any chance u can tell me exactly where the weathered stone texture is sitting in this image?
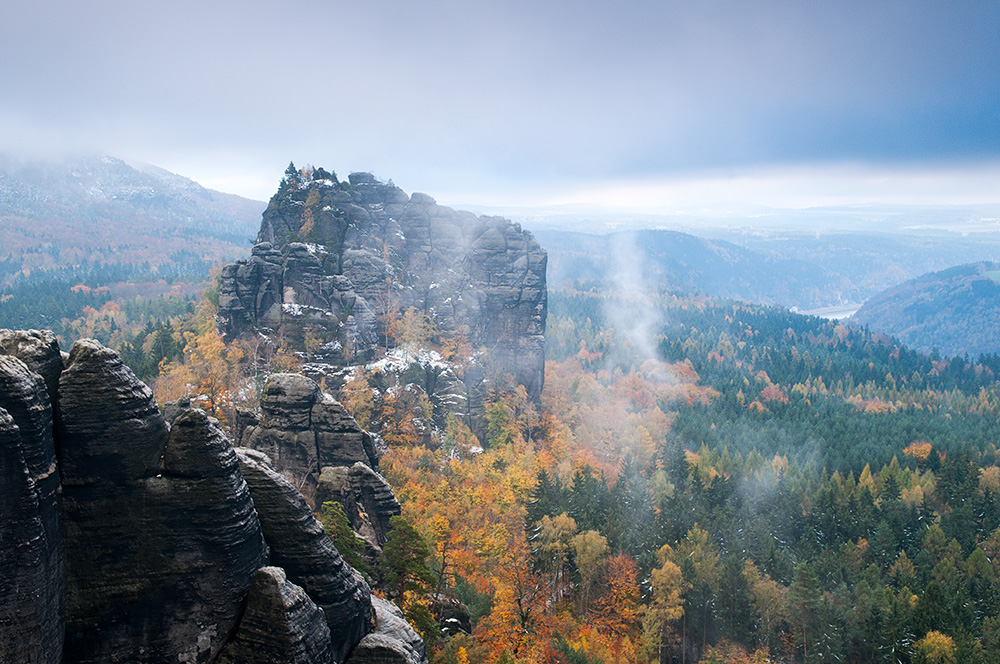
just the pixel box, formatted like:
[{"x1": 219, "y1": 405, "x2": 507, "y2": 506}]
[
  {"x1": 0, "y1": 355, "x2": 64, "y2": 662},
  {"x1": 0, "y1": 407, "x2": 63, "y2": 664},
  {"x1": 59, "y1": 340, "x2": 268, "y2": 664},
  {"x1": 216, "y1": 567, "x2": 334, "y2": 664},
  {"x1": 241, "y1": 373, "x2": 378, "y2": 484},
  {"x1": 316, "y1": 462, "x2": 401, "y2": 551},
  {"x1": 0, "y1": 328, "x2": 63, "y2": 405},
  {"x1": 237, "y1": 448, "x2": 372, "y2": 663},
  {"x1": 218, "y1": 171, "x2": 546, "y2": 400},
  {"x1": 345, "y1": 598, "x2": 428, "y2": 664},
  {"x1": 0, "y1": 333, "x2": 430, "y2": 664}
]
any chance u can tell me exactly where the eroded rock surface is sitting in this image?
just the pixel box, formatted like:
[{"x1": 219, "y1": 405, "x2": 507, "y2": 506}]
[
  {"x1": 241, "y1": 373, "x2": 378, "y2": 485},
  {"x1": 0, "y1": 355, "x2": 64, "y2": 662},
  {"x1": 216, "y1": 567, "x2": 334, "y2": 664},
  {"x1": 0, "y1": 329, "x2": 62, "y2": 405},
  {"x1": 345, "y1": 597, "x2": 428, "y2": 664},
  {"x1": 316, "y1": 462, "x2": 401, "y2": 551},
  {"x1": 0, "y1": 407, "x2": 62, "y2": 664},
  {"x1": 59, "y1": 340, "x2": 268, "y2": 664},
  {"x1": 0, "y1": 333, "x2": 429, "y2": 664},
  {"x1": 218, "y1": 169, "x2": 546, "y2": 401},
  {"x1": 236, "y1": 448, "x2": 372, "y2": 663}
]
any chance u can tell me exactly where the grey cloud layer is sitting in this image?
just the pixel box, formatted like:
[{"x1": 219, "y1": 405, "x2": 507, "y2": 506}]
[{"x1": 2, "y1": 0, "x2": 998, "y2": 199}]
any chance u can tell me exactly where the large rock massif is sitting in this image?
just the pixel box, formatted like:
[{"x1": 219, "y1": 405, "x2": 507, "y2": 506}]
[
  {"x1": 218, "y1": 167, "x2": 547, "y2": 404},
  {"x1": 0, "y1": 331, "x2": 426, "y2": 664}
]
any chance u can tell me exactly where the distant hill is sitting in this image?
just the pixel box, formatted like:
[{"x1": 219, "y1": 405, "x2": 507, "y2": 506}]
[
  {"x1": 0, "y1": 154, "x2": 265, "y2": 341},
  {"x1": 850, "y1": 262, "x2": 1000, "y2": 358},
  {"x1": 534, "y1": 228, "x2": 859, "y2": 309},
  {"x1": 715, "y1": 229, "x2": 1000, "y2": 305},
  {"x1": 535, "y1": 228, "x2": 1000, "y2": 311},
  {"x1": 0, "y1": 153, "x2": 263, "y2": 285}
]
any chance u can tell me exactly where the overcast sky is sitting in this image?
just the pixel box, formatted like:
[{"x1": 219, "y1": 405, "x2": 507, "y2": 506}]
[{"x1": 2, "y1": 0, "x2": 999, "y2": 211}]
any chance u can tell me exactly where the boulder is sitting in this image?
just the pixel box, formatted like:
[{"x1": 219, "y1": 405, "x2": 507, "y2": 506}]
[
  {"x1": 345, "y1": 597, "x2": 428, "y2": 664},
  {"x1": 316, "y1": 462, "x2": 401, "y2": 550},
  {"x1": 432, "y1": 594, "x2": 473, "y2": 637},
  {"x1": 241, "y1": 373, "x2": 378, "y2": 487}
]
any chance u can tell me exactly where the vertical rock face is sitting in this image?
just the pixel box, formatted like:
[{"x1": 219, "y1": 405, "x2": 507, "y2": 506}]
[
  {"x1": 241, "y1": 373, "x2": 379, "y2": 485},
  {"x1": 236, "y1": 448, "x2": 373, "y2": 663},
  {"x1": 0, "y1": 407, "x2": 62, "y2": 664},
  {"x1": 0, "y1": 332, "x2": 430, "y2": 664},
  {"x1": 216, "y1": 567, "x2": 334, "y2": 664},
  {"x1": 217, "y1": 169, "x2": 547, "y2": 401},
  {"x1": 345, "y1": 597, "x2": 427, "y2": 664},
  {"x1": 240, "y1": 372, "x2": 402, "y2": 555},
  {"x1": 0, "y1": 355, "x2": 64, "y2": 663},
  {"x1": 316, "y1": 462, "x2": 401, "y2": 551},
  {"x1": 59, "y1": 340, "x2": 269, "y2": 664},
  {"x1": 0, "y1": 329, "x2": 63, "y2": 405},
  {"x1": 57, "y1": 339, "x2": 166, "y2": 484}
]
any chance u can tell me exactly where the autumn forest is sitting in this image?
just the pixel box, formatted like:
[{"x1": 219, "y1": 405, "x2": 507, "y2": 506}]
[{"x1": 7, "y1": 253, "x2": 1000, "y2": 664}]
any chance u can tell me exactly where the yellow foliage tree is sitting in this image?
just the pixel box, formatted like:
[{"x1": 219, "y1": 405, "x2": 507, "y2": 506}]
[
  {"x1": 570, "y1": 529, "x2": 608, "y2": 611},
  {"x1": 642, "y1": 548, "x2": 687, "y2": 663},
  {"x1": 913, "y1": 630, "x2": 956, "y2": 664}
]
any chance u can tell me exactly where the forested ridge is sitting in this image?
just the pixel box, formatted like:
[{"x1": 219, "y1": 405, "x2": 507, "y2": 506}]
[{"x1": 851, "y1": 261, "x2": 1000, "y2": 359}]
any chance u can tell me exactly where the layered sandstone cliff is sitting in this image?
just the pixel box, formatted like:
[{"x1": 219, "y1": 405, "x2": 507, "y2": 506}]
[{"x1": 217, "y1": 168, "x2": 547, "y2": 401}]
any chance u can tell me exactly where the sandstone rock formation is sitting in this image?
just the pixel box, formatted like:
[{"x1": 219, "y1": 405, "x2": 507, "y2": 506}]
[
  {"x1": 346, "y1": 597, "x2": 427, "y2": 664},
  {"x1": 0, "y1": 333, "x2": 427, "y2": 664},
  {"x1": 238, "y1": 372, "x2": 402, "y2": 554},
  {"x1": 236, "y1": 448, "x2": 372, "y2": 662},
  {"x1": 216, "y1": 567, "x2": 334, "y2": 664},
  {"x1": 218, "y1": 167, "x2": 547, "y2": 402},
  {"x1": 240, "y1": 373, "x2": 379, "y2": 485},
  {"x1": 58, "y1": 341, "x2": 269, "y2": 663},
  {"x1": 0, "y1": 355, "x2": 63, "y2": 664},
  {"x1": 0, "y1": 329, "x2": 63, "y2": 405},
  {"x1": 0, "y1": 406, "x2": 62, "y2": 664},
  {"x1": 316, "y1": 462, "x2": 401, "y2": 552}
]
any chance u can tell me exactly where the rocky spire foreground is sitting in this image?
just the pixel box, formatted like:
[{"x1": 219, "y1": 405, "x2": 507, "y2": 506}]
[{"x1": 0, "y1": 332, "x2": 427, "y2": 664}]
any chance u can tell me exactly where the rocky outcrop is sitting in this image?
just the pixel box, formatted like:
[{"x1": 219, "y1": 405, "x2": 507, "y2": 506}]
[
  {"x1": 241, "y1": 373, "x2": 378, "y2": 486},
  {"x1": 346, "y1": 598, "x2": 427, "y2": 664},
  {"x1": 236, "y1": 448, "x2": 372, "y2": 663},
  {"x1": 0, "y1": 333, "x2": 429, "y2": 664},
  {"x1": 0, "y1": 329, "x2": 63, "y2": 405},
  {"x1": 218, "y1": 168, "x2": 546, "y2": 401},
  {"x1": 58, "y1": 340, "x2": 269, "y2": 663},
  {"x1": 0, "y1": 407, "x2": 62, "y2": 664},
  {"x1": 216, "y1": 567, "x2": 334, "y2": 664},
  {"x1": 240, "y1": 372, "x2": 402, "y2": 553},
  {"x1": 0, "y1": 355, "x2": 64, "y2": 663},
  {"x1": 316, "y1": 463, "x2": 401, "y2": 551},
  {"x1": 432, "y1": 595, "x2": 472, "y2": 638}
]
